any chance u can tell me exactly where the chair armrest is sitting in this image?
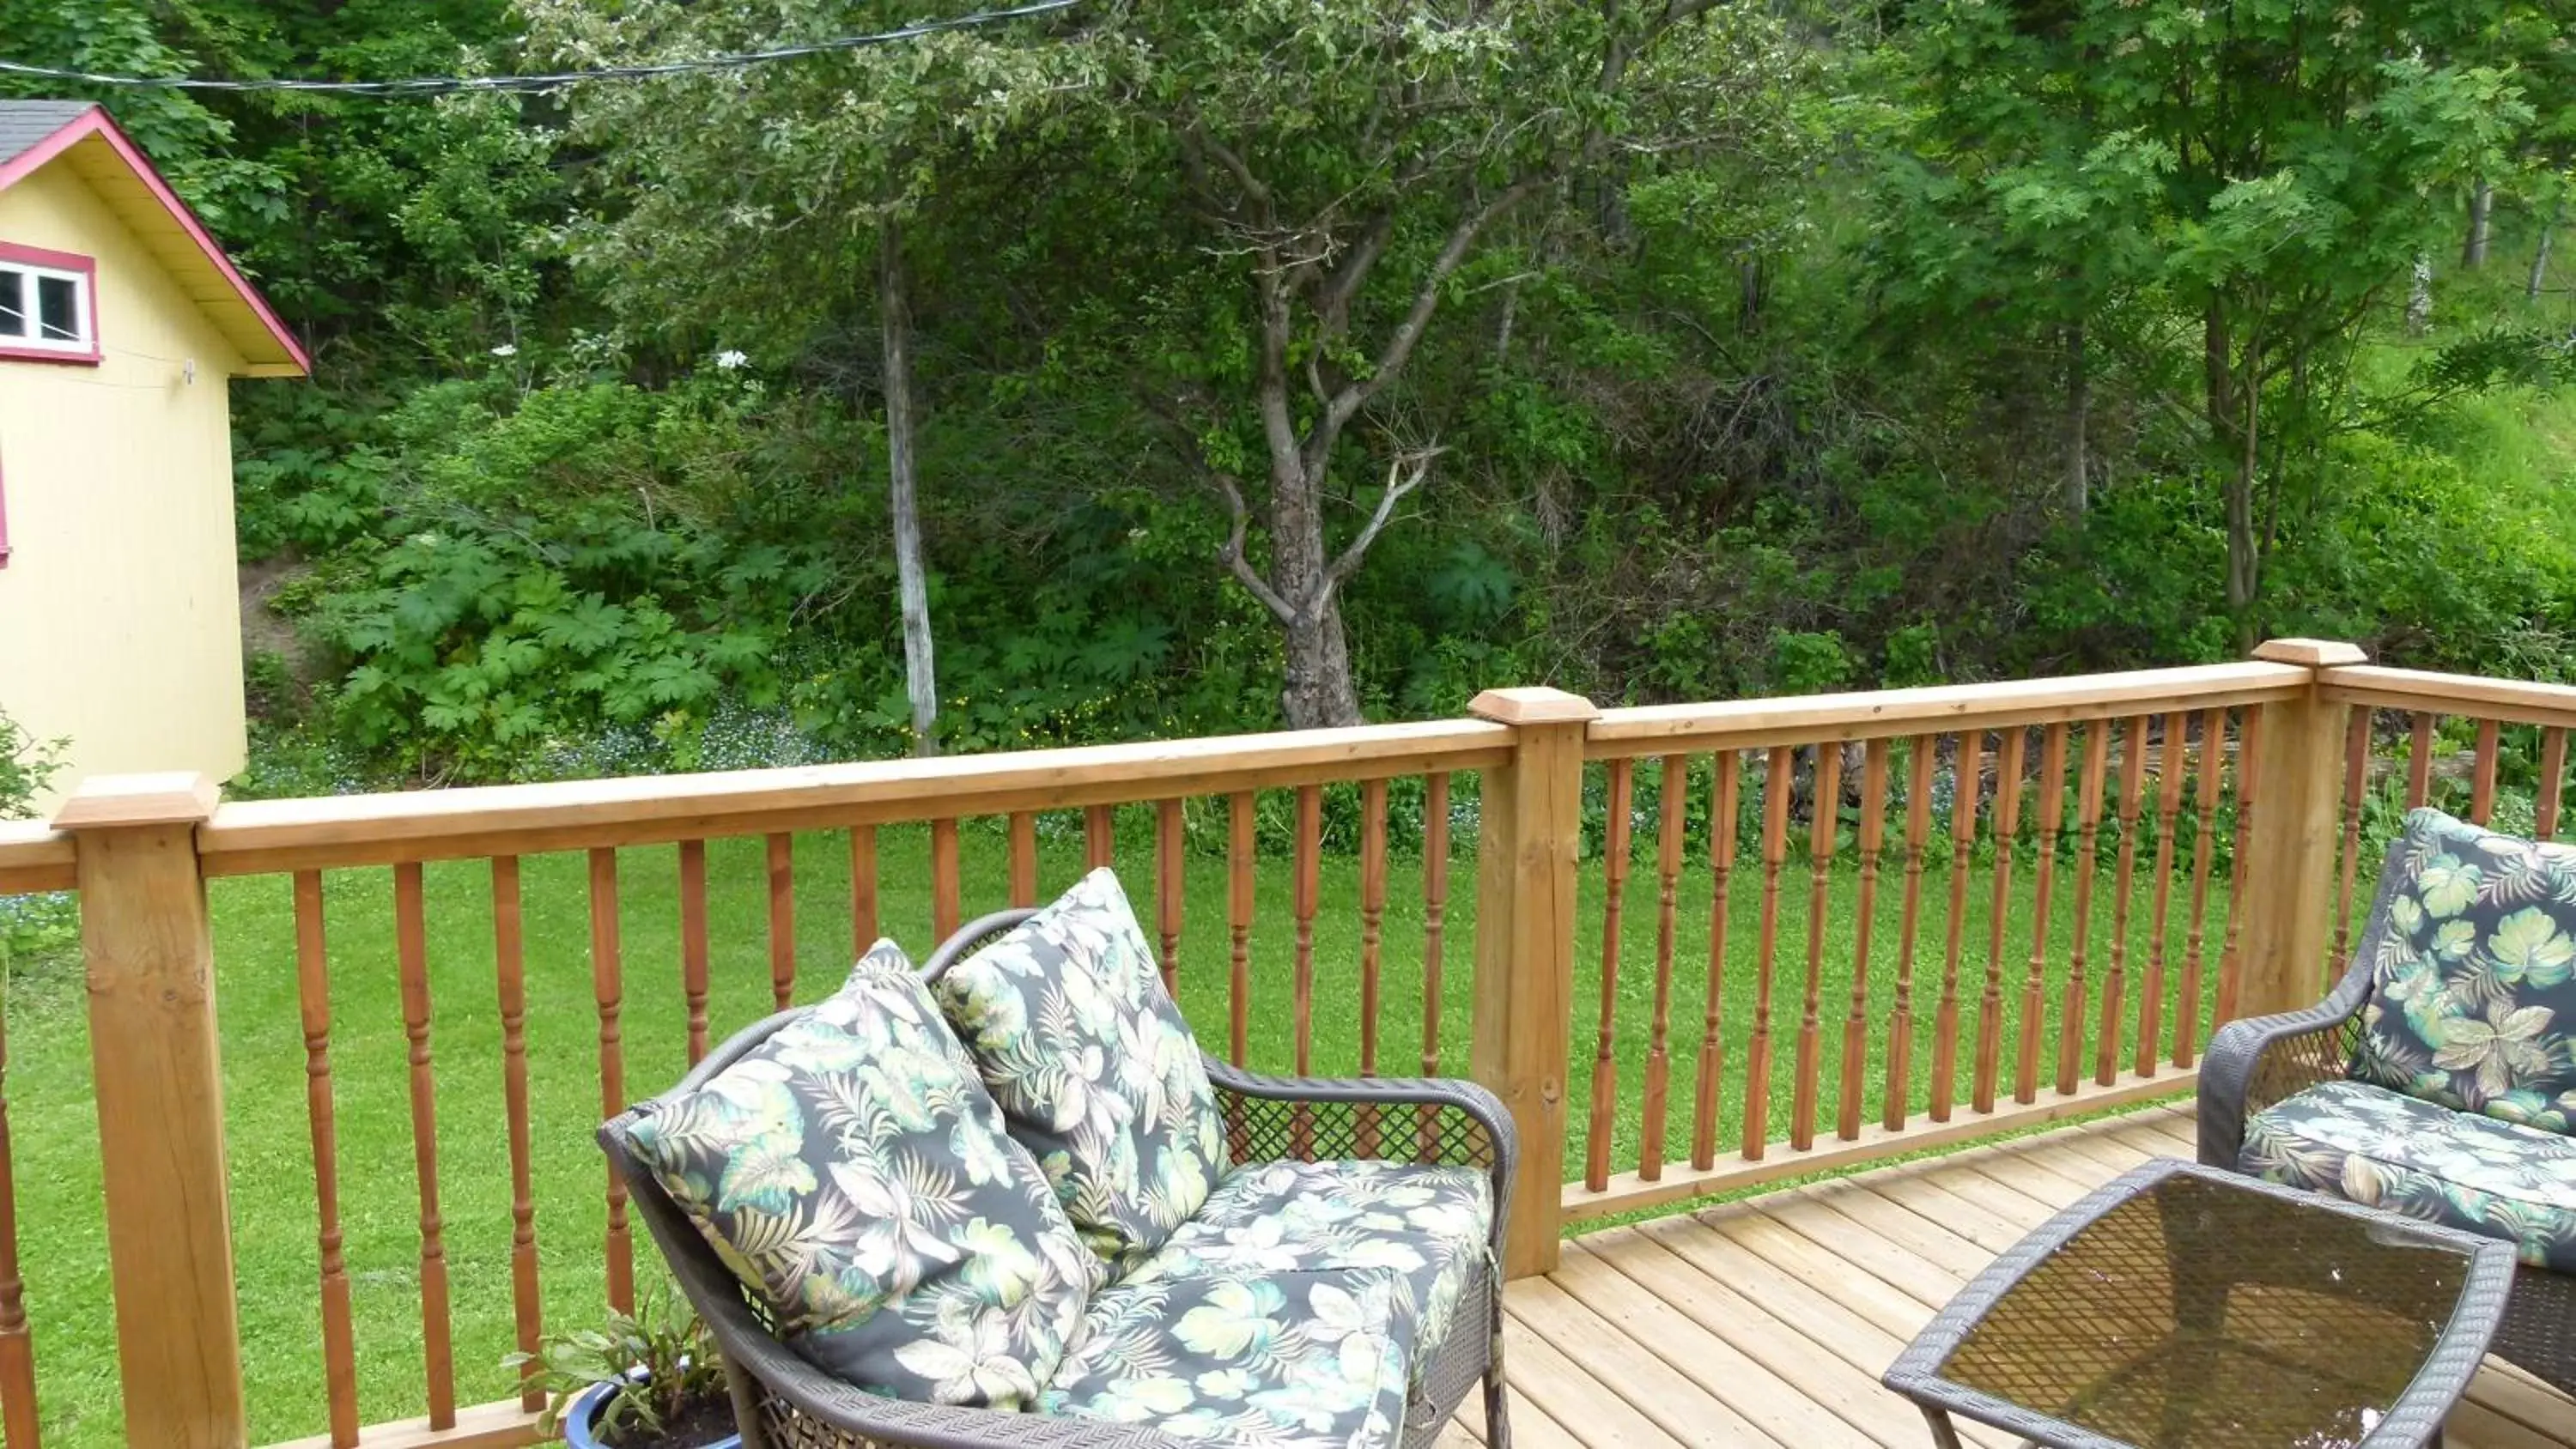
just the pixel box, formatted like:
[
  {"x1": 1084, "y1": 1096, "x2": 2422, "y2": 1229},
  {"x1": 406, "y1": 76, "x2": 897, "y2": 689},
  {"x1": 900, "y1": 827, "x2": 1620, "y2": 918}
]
[
  {"x1": 2196, "y1": 955, "x2": 2374, "y2": 1169},
  {"x1": 1203, "y1": 1058, "x2": 1518, "y2": 1264}
]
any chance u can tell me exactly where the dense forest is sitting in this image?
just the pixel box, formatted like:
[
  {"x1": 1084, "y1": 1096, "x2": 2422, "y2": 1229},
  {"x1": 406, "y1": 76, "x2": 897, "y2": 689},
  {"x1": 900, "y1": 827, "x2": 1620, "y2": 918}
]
[{"x1": 5, "y1": 0, "x2": 2574, "y2": 789}]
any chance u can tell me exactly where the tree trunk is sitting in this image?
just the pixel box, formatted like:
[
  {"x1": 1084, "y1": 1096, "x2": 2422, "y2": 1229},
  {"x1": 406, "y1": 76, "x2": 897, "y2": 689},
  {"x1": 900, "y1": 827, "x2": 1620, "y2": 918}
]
[
  {"x1": 2223, "y1": 336, "x2": 2262, "y2": 650},
  {"x1": 2464, "y1": 181, "x2": 2494, "y2": 269},
  {"x1": 1262, "y1": 445, "x2": 1364, "y2": 729},
  {"x1": 2407, "y1": 254, "x2": 2433, "y2": 334},
  {"x1": 2063, "y1": 322, "x2": 2088, "y2": 517},
  {"x1": 2532, "y1": 201, "x2": 2560, "y2": 303},
  {"x1": 881, "y1": 214, "x2": 939, "y2": 757},
  {"x1": 1280, "y1": 599, "x2": 1363, "y2": 729}
]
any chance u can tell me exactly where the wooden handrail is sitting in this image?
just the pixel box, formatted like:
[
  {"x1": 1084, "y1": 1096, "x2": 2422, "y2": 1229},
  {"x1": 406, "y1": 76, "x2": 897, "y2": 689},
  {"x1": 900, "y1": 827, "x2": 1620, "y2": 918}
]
[
  {"x1": 0, "y1": 823, "x2": 72, "y2": 894},
  {"x1": 2320, "y1": 664, "x2": 2576, "y2": 728},
  {"x1": 1583, "y1": 662, "x2": 2308, "y2": 758},
  {"x1": 196, "y1": 720, "x2": 1513, "y2": 875}
]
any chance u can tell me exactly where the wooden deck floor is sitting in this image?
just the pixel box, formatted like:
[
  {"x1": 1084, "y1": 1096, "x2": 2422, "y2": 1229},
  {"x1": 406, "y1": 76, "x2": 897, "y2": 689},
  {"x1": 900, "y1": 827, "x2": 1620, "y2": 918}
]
[{"x1": 1442, "y1": 1104, "x2": 2576, "y2": 1449}]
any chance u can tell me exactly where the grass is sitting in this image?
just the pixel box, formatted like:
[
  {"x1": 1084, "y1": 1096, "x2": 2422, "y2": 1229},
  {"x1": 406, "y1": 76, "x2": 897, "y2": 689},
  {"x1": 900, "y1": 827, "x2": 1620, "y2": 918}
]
[{"x1": 3, "y1": 798, "x2": 2242, "y2": 1447}]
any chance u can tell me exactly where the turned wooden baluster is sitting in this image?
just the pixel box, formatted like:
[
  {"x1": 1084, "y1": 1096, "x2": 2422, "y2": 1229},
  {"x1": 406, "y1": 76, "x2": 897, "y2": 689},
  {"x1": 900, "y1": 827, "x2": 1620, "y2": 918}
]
[
  {"x1": 1885, "y1": 737, "x2": 1935, "y2": 1131},
  {"x1": 2334, "y1": 710, "x2": 2369, "y2": 966},
  {"x1": 1933, "y1": 731, "x2": 1983, "y2": 1123},
  {"x1": 850, "y1": 825, "x2": 880, "y2": 950},
  {"x1": 2177, "y1": 708, "x2": 2224, "y2": 1067},
  {"x1": 2137, "y1": 715, "x2": 2188, "y2": 1076},
  {"x1": 1586, "y1": 760, "x2": 1635, "y2": 1191},
  {"x1": 492, "y1": 859, "x2": 544, "y2": 1411},
  {"x1": 2406, "y1": 712, "x2": 2436, "y2": 809},
  {"x1": 677, "y1": 841, "x2": 709, "y2": 1064},
  {"x1": 931, "y1": 818, "x2": 962, "y2": 942},
  {"x1": 1228, "y1": 791, "x2": 1255, "y2": 1067},
  {"x1": 2471, "y1": 718, "x2": 2500, "y2": 826},
  {"x1": 1974, "y1": 729, "x2": 2026, "y2": 1115},
  {"x1": 2015, "y1": 724, "x2": 2068, "y2": 1105},
  {"x1": 1693, "y1": 751, "x2": 1742, "y2": 1169},
  {"x1": 295, "y1": 872, "x2": 359, "y2": 1446},
  {"x1": 589, "y1": 848, "x2": 634, "y2": 1313},
  {"x1": 1008, "y1": 813, "x2": 1039, "y2": 907},
  {"x1": 765, "y1": 834, "x2": 796, "y2": 1009},
  {"x1": 1419, "y1": 772, "x2": 1451, "y2": 1157},
  {"x1": 1641, "y1": 755, "x2": 1686, "y2": 1178},
  {"x1": 1356, "y1": 780, "x2": 1388, "y2": 1155},
  {"x1": 2098, "y1": 718, "x2": 2146, "y2": 1087},
  {"x1": 1158, "y1": 798, "x2": 1188, "y2": 998},
  {"x1": 2543, "y1": 730, "x2": 2568, "y2": 840},
  {"x1": 1791, "y1": 743, "x2": 1842, "y2": 1153},
  {"x1": 1086, "y1": 804, "x2": 1115, "y2": 870},
  {"x1": 1838, "y1": 740, "x2": 1889, "y2": 1141},
  {"x1": 2057, "y1": 722, "x2": 2107, "y2": 1097},
  {"x1": 1741, "y1": 744, "x2": 1794, "y2": 1159},
  {"x1": 1291, "y1": 785, "x2": 1321, "y2": 1155},
  {"x1": 2215, "y1": 709, "x2": 2261, "y2": 1027},
  {"x1": 395, "y1": 863, "x2": 456, "y2": 1428}
]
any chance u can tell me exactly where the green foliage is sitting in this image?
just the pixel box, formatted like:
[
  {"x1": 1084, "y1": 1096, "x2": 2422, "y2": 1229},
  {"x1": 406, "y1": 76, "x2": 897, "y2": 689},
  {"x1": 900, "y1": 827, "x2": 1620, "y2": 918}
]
[{"x1": 505, "y1": 1283, "x2": 726, "y2": 1445}]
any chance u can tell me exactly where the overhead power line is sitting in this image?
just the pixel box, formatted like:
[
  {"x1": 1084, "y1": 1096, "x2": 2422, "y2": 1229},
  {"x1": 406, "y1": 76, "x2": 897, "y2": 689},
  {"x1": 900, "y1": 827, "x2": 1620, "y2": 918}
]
[{"x1": 0, "y1": 0, "x2": 1082, "y2": 96}]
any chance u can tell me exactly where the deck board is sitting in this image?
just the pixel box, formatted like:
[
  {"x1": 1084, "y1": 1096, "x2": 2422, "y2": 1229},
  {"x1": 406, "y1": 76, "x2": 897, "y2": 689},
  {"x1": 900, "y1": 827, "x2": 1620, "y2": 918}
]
[{"x1": 1488, "y1": 1104, "x2": 2576, "y2": 1449}]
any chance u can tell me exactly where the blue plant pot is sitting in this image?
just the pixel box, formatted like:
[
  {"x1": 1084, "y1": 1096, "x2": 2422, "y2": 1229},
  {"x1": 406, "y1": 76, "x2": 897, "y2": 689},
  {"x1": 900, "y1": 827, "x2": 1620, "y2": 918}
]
[{"x1": 562, "y1": 1379, "x2": 743, "y2": 1449}]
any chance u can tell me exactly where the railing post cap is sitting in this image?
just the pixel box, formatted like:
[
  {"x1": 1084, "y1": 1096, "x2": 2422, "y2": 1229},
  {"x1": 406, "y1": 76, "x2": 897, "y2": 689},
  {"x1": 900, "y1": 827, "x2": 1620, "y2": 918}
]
[
  {"x1": 2251, "y1": 638, "x2": 2369, "y2": 668},
  {"x1": 52, "y1": 772, "x2": 219, "y2": 831},
  {"x1": 1469, "y1": 687, "x2": 1601, "y2": 726}
]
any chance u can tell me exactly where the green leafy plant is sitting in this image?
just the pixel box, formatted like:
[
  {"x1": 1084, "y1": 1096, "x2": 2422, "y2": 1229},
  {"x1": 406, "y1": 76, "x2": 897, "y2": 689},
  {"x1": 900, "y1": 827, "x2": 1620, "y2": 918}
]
[
  {"x1": 505, "y1": 1284, "x2": 727, "y2": 1446},
  {"x1": 0, "y1": 707, "x2": 66, "y2": 823}
]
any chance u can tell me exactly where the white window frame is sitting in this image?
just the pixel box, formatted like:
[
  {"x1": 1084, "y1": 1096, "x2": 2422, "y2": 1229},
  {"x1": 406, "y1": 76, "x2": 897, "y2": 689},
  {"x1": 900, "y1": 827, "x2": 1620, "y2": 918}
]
[{"x1": 0, "y1": 249, "x2": 99, "y2": 361}]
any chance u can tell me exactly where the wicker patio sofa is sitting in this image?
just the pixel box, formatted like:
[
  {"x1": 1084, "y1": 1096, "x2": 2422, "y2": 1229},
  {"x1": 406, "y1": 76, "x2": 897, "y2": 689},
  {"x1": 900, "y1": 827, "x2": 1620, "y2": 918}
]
[
  {"x1": 2199, "y1": 807, "x2": 2576, "y2": 1396},
  {"x1": 600, "y1": 868, "x2": 1516, "y2": 1449}
]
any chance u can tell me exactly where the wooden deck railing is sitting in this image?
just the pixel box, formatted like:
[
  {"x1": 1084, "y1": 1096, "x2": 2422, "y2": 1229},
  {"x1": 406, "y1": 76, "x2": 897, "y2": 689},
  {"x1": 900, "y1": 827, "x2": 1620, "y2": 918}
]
[{"x1": 7, "y1": 639, "x2": 2573, "y2": 1448}]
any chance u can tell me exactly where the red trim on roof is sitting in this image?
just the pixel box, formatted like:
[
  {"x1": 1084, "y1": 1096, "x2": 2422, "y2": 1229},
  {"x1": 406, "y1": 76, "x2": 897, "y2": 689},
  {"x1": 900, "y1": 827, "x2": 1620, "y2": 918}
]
[{"x1": 0, "y1": 104, "x2": 308, "y2": 375}]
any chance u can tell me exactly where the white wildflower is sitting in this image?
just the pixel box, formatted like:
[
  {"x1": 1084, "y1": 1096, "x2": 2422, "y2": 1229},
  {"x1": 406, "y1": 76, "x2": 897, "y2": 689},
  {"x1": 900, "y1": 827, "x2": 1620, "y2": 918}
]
[
  {"x1": 489, "y1": 343, "x2": 518, "y2": 357},
  {"x1": 715, "y1": 349, "x2": 750, "y2": 371}
]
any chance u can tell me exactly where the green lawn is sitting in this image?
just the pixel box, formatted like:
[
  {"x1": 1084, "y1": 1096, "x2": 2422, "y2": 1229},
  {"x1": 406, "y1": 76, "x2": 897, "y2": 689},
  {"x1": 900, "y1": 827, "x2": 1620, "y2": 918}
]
[{"x1": 3, "y1": 802, "x2": 2246, "y2": 1446}]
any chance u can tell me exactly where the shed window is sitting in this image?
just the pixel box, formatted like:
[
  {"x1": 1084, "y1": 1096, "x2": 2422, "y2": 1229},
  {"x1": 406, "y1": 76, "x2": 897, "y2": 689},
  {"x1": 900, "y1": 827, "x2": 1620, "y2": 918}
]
[{"x1": 0, "y1": 251, "x2": 96, "y2": 359}]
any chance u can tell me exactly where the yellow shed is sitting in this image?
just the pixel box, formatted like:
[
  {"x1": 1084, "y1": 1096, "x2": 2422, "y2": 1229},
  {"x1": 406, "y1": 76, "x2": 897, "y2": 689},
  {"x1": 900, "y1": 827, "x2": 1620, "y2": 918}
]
[{"x1": 0, "y1": 100, "x2": 307, "y2": 810}]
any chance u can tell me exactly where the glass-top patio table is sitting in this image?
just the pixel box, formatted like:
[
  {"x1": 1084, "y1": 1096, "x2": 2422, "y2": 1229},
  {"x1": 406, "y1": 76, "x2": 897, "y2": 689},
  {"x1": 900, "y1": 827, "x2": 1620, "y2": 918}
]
[{"x1": 1882, "y1": 1157, "x2": 2519, "y2": 1449}]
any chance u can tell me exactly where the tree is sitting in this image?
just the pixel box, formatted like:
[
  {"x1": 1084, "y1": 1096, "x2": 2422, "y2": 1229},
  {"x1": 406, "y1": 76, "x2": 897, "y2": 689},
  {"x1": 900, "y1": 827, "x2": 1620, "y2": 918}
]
[
  {"x1": 1087, "y1": 0, "x2": 1785, "y2": 726},
  {"x1": 520, "y1": 0, "x2": 1107, "y2": 755},
  {"x1": 1883, "y1": 0, "x2": 2542, "y2": 639}
]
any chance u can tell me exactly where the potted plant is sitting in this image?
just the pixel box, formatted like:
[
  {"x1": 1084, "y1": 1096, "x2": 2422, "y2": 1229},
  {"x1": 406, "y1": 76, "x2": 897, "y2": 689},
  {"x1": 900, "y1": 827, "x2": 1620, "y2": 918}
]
[{"x1": 509, "y1": 1284, "x2": 739, "y2": 1449}]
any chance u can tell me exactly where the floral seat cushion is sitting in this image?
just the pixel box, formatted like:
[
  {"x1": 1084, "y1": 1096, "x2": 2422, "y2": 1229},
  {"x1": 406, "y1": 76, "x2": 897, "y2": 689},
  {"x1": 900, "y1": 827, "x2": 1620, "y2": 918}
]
[
  {"x1": 624, "y1": 943, "x2": 1100, "y2": 1407},
  {"x1": 1039, "y1": 1267, "x2": 1418, "y2": 1449},
  {"x1": 2352, "y1": 808, "x2": 2576, "y2": 1132},
  {"x1": 1131, "y1": 1158, "x2": 1492, "y2": 1386},
  {"x1": 2240, "y1": 1078, "x2": 2576, "y2": 1271},
  {"x1": 933, "y1": 869, "x2": 1229, "y2": 1278}
]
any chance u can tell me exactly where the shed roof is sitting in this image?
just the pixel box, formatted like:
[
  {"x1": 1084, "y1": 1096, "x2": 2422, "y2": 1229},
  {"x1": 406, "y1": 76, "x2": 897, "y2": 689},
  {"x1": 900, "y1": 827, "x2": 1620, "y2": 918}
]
[{"x1": 0, "y1": 100, "x2": 307, "y2": 376}]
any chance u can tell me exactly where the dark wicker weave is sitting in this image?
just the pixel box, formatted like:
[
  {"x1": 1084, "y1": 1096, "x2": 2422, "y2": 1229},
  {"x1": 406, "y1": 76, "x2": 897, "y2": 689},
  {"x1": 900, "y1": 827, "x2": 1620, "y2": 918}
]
[
  {"x1": 599, "y1": 907, "x2": 1516, "y2": 1449},
  {"x1": 1884, "y1": 1158, "x2": 2518, "y2": 1449},
  {"x1": 2198, "y1": 845, "x2": 2576, "y2": 1398}
]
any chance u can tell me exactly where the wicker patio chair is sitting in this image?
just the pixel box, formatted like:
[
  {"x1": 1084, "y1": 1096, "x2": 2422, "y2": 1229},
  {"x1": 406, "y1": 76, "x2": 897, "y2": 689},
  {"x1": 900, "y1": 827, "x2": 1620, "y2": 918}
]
[
  {"x1": 2199, "y1": 822, "x2": 2576, "y2": 1397},
  {"x1": 599, "y1": 906, "x2": 1516, "y2": 1449}
]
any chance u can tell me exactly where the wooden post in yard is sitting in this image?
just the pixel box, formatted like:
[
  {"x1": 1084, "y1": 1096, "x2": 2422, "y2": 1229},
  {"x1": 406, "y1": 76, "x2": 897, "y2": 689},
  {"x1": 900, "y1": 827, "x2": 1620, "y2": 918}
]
[
  {"x1": 2238, "y1": 641, "x2": 2368, "y2": 1020},
  {"x1": 54, "y1": 773, "x2": 246, "y2": 1449},
  {"x1": 1467, "y1": 687, "x2": 1596, "y2": 1279}
]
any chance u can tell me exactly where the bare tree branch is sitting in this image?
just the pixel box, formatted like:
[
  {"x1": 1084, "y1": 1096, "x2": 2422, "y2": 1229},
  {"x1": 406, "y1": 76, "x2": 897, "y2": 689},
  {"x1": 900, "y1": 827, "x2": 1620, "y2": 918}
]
[
  {"x1": 1213, "y1": 471, "x2": 1296, "y2": 622},
  {"x1": 1321, "y1": 448, "x2": 1440, "y2": 609}
]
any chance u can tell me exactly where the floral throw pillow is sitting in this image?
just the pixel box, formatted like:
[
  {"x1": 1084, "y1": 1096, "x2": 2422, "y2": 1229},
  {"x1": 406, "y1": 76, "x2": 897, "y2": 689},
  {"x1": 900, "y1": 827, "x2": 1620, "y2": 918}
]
[
  {"x1": 2353, "y1": 808, "x2": 2576, "y2": 1133},
  {"x1": 624, "y1": 942, "x2": 1100, "y2": 1407},
  {"x1": 933, "y1": 868, "x2": 1229, "y2": 1279}
]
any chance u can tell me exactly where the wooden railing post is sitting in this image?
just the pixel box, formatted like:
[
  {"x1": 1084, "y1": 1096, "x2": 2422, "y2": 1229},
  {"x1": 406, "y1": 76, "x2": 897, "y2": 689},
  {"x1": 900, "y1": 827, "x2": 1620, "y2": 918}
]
[
  {"x1": 54, "y1": 774, "x2": 246, "y2": 1449},
  {"x1": 1467, "y1": 687, "x2": 1595, "y2": 1279},
  {"x1": 2238, "y1": 641, "x2": 2368, "y2": 1019}
]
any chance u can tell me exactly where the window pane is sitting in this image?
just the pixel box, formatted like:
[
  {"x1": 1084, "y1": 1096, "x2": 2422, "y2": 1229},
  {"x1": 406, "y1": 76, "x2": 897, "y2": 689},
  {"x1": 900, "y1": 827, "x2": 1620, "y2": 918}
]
[
  {"x1": 35, "y1": 276, "x2": 79, "y2": 343},
  {"x1": 0, "y1": 270, "x2": 22, "y2": 337}
]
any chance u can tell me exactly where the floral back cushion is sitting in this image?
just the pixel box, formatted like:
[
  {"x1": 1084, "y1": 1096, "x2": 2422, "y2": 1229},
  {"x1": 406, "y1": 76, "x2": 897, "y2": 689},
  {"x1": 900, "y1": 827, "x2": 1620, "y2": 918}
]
[
  {"x1": 2354, "y1": 808, "x2": 2576, "y2": 1133},
  {"x1": 933, "y1": 869, "x2": 1229, "y2": 1279},
  {"x1": 624, "y1": 942, "x2": 1100, "y2": 1406}
]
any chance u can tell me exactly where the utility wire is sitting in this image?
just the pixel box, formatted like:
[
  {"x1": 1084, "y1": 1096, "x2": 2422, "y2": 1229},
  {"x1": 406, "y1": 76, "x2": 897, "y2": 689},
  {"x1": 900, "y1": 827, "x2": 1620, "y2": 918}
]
[{"x1": 0, "y1": 0, "x2": 1081, "y2": 96}]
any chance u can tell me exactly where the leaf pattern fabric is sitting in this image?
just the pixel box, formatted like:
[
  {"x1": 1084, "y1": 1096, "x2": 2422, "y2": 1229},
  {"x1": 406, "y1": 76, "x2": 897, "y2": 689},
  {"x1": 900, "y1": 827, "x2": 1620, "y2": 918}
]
[
  {"x1": 2353, "y1": 808, "x2": 2576, "y2": 1132},
  {"x1": 934, "y1": 868, "x2": 1229, "y2": 1278},
  {"x1": 2242, "y1": 1079, "x2": 2576, "y2": 1271},
  {"x1": 624, "y1": 941, "x2": 1100, "y2": 1407}
]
